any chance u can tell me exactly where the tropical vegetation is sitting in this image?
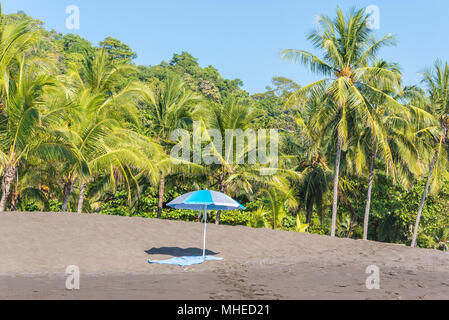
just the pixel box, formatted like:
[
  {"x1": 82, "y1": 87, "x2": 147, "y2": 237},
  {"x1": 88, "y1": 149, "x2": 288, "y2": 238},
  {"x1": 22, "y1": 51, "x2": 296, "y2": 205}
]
[{"x1": 0, "y1": 4, "x2": 448, "y2": 251}]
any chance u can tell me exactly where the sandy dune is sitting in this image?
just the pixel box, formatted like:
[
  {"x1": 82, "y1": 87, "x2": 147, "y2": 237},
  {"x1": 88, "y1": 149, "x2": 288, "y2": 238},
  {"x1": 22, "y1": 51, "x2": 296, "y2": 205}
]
[{"x1": 0, "y1": 212, "x2": 448, "y2": 300}]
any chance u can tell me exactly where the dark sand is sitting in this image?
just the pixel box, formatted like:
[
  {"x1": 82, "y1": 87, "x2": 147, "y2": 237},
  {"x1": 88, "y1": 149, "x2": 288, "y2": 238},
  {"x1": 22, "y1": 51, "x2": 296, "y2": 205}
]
[{"x1": 1, "y1": 212, "x2": 448, "y2": 300}]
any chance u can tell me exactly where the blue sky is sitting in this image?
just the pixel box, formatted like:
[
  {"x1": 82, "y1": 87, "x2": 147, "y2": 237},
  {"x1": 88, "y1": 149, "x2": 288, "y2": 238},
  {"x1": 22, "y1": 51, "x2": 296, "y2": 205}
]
[{"x1": 3, "y1": 0, "x2": 449, "y2": 93}]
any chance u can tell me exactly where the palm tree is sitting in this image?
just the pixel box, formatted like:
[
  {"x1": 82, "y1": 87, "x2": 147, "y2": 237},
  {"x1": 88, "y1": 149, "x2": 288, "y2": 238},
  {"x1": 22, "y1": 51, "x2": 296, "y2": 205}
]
[
  {"x1": 0, "y1": 5, "x2": 42, "y2": 211},
  {"x1": 0, "y1": 3, "x2": 39, "y2": 91},
  {"x1": 140, "y1": 75, "x2": 202, "y2": 218},
  {"x1": 4, "y1": 161, "x2": 50, "y2": 211},
  {"x1": 347, "y1": 109, "x2": 420, "y2": 240},
  {"x1": 50, "y1": 90, "x2": 158, "y2": 213},
  {"x1": 282, "y1": 7, "x2": 401, "y2": 236},
  {"x1": 257, "y1": 173, "x2": 299, "y2": 230},
  {"x1": 196, "y1": 98, "x2": 265, "y2": 224},
  {"x1": 247, "y1": 206, "x2": 269, "y2": 228},
  {"x1": 298, "y1": 161, "x2": 330, "y2": 227},
  {"x1": 0, "y1": 56, "x2": 76, "y2": 212},
  {"x1": 341, "y1": 79, "x2": 425, "y2": 241},
  {"x1": 349, "y1": 60, "x2": 409, "y2": 240},
  {"x1": 67, "y1": 47, "x2": 135, "y2": 95},
  {"x1": 196, "y1": 96, "x2": 303, "y2": 224},
  {"x1": 263, "y1": 188, "x2": 287, "y2": 230},
  {"x1": 291, "y1": 99, "x2": 332, "y2": 228},
  {"x1": 54, "y1": 49, "x2": 159, "y2": 213},
  {"x1": 411, "y1": 61, "x2": 449, "y2": 247}
]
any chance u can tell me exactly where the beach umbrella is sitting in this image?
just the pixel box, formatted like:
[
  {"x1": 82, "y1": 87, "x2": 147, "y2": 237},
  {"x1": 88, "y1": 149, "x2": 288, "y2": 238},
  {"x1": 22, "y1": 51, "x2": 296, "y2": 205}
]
[{"x1": 167, "y1": 190, "x2": 245, "y2": 257}]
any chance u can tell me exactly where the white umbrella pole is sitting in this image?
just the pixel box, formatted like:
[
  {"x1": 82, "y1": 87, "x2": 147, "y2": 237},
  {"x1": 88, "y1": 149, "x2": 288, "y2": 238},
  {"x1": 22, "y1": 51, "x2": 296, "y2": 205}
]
[{"x1": 203, "y1": 206, "x2": 207, "y2": 258}]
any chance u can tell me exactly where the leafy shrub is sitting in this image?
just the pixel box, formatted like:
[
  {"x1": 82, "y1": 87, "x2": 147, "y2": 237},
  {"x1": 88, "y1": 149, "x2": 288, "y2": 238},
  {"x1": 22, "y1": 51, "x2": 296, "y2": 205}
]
[{"x1": 96, "y1": 178, "x2": 449, "y2": 250}]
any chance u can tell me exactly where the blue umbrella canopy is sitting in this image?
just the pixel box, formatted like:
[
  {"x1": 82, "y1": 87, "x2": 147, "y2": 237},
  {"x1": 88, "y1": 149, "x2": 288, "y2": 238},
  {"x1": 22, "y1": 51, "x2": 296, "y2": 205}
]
[
  {"x1": 167, "y1": 190, "x2": 245, "y2": 211},
  {"x1": 166, "y1": 190, "x2": 245, "y2": 258}
]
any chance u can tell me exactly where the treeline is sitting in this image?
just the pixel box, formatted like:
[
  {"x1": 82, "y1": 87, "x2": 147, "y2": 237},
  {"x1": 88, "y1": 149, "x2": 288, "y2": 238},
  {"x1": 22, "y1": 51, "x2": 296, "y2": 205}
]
[{"x1": 0, "y1": 5, "x2": 448, "y2": 250}]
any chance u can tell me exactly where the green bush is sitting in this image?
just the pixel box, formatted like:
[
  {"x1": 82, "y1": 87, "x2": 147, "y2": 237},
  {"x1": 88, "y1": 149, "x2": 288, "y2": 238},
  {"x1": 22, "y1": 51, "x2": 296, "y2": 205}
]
[
  {"x1": 98, "y1": 189, "x2": 251, "y2": 226},
  {"x1": 96, "y1": 179, "x2": 449, "y2": 250},
  {"x1": 396, "y1": 180, "x2": 449, "y2": 246},
  {"x1": 23, "y1": 200, "x2": 40, "y2": 212}
]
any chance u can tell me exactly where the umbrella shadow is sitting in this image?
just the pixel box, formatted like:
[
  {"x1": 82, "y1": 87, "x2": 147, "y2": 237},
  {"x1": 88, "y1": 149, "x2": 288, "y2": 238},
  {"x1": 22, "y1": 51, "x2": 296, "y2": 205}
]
[{"x1": 145, "y1": 247, "x2": 219, "y2": 258}]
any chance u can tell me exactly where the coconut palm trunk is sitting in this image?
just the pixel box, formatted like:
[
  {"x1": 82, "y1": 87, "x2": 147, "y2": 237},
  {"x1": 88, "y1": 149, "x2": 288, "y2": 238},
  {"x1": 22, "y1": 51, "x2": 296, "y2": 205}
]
[
  {"x1": 411, "y1": 149, "x2": 439, "y2": 248},
  {"x1": 62, "y1": 181, "x2": 74, "y2": 213},
  {"x1": 363, "y1": 150, "x2": 376, "y2": 241},
  {"x1": 0, "y1": 165, "x2": 18, "y2": 213},
  {"x1": 215, "y1": 211, "x2": 222, "y2": 224},
  {"x1": 157, "y1": 174, "x2": 165, "y2": 219},
  {"x1": 331, "y1": 136, "x2": 343, "y2": 237},
  {"x1": 77, "y1": 181, "x2": 86, "y2": 214},
  {"x1": 10, "y1": 186, "x2": 18, "y2": 211},
  {"x1": 305, "y1": 198, "x2": 314, "y2": 232},
  {"x1": 215, "y1": 174, "x2": 226, "y2": 225},
  {"x1": 306, "y1": 199, "x2": 313, "y2": 224}
]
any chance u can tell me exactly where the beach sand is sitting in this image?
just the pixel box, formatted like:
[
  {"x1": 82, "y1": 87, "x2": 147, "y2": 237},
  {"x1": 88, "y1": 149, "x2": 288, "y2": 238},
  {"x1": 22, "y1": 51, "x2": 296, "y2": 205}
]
[{"x1": 0, "y1": 212, "x2": 448, "y2": 300}]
